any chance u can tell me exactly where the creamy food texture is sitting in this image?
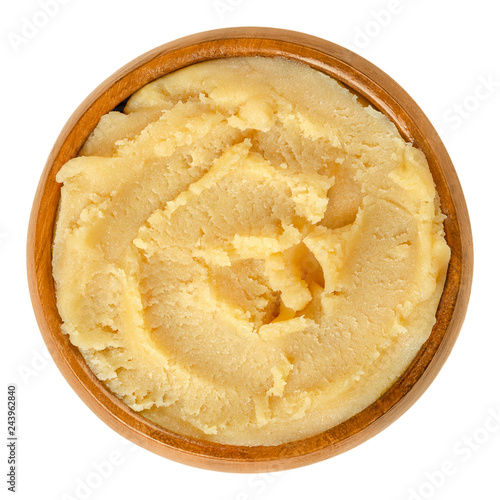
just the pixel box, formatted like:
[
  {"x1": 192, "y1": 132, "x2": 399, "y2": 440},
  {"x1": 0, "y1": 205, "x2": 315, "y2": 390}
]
[{"x1": 52, "y1": 57, "x2": 450, "y2": 445}]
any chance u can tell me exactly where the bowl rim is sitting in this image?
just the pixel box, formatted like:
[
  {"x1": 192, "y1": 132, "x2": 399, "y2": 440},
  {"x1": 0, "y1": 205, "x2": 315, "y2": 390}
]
[{"x1": 27, "y1": 26, "x2": 473, "y2": 472}]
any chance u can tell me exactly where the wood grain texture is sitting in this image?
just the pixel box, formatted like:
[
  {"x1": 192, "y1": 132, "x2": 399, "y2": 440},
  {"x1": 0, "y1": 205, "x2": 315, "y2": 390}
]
[{"x1": 26, "y1": 27, "x2": 473, "y2": 472}]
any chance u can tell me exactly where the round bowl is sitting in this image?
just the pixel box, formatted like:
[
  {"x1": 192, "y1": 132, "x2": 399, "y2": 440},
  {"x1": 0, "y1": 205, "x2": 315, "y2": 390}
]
[{"x1": 27, "y1": 27, "x2": 473, "y2": 472}]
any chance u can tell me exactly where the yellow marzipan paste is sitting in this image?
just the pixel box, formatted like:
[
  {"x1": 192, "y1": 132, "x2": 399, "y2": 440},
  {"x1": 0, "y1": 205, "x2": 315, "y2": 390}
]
[{"x1": 52, "y1": 57, "x2": 450, "y2": 445}]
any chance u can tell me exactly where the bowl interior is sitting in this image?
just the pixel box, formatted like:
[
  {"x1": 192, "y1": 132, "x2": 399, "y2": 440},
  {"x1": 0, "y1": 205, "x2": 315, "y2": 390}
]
[{"x1": 27, "y1": 27, "x2": 473, "y2": 472}]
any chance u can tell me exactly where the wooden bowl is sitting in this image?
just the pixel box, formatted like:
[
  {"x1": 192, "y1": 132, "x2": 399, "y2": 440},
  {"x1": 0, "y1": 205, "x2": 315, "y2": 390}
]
[{"x1": 27, "y1": 27, "x2": 473, "y2": 472}]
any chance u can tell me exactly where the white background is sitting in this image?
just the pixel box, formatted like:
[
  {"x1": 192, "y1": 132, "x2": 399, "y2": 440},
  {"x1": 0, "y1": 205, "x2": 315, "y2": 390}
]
[{"x1": 2, "y1": 1, "x2": 499, "y2": 499}]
